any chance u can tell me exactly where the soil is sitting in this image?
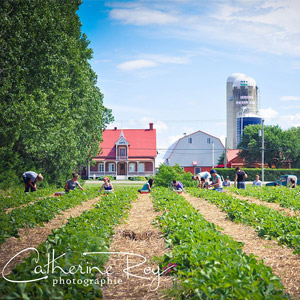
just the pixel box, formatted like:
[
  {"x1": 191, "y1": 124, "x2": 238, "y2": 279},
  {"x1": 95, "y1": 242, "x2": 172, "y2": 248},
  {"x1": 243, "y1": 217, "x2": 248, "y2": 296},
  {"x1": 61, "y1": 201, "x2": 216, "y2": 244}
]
[{"x1": 183, "y1": 192, "x2": 300, "y2": 298}]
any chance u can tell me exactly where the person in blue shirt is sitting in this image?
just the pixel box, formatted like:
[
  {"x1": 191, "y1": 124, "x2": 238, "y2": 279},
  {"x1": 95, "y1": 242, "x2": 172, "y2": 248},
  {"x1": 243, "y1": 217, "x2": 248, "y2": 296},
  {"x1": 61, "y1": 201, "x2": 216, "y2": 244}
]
[
  {"x1": 138, "y1": 178, "x2": 154, "y2": 193},
  {"x1": 208, "y1": 169, "x2": 223, "y2": 192},
  {"x1": 99, "y1": 177, "x2": 114, "y2": 193},
  {"x1": 222, "y1": 176, "x2": 231, "y2": 187},
  {"x1": 22, "y1": 171, "x2": 43, "y2": 192},
  {"x1": 171, "y1": 180, "x2": 184, "y2": 191}
]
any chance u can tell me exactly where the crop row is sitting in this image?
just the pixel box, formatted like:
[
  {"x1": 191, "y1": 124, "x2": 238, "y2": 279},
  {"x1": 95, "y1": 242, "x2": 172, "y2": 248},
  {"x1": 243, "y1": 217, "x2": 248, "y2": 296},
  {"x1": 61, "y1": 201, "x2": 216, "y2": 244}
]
[
  {"x1": 0, "y1": 188, "x2": 137, "y2": 299},
  {"x1": 0, "y1": 188, "x2": 58, "y2": 211},
  {"x1": 0, "y1": 188, "x2": 100, "y2": 245},
  {"x1": 232, "y1": 186, "x2": 300, "y2": 212},
  {"x1": 188, "y1": 187, "x2": 300, "y2": 254},
  {"x1": 151, "y1": 187, "x2": 287, "y2": 299}
]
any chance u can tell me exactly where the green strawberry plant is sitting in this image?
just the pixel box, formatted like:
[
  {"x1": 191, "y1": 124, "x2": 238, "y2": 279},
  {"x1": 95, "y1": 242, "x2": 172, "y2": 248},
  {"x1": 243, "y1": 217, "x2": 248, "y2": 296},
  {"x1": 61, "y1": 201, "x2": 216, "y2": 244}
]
[
  {"x1": 0, "y1": 188, "x2": 137, "y2": 299},
  {"x1": 151, "y1": 187, "x2": 288, "y2": 299}
]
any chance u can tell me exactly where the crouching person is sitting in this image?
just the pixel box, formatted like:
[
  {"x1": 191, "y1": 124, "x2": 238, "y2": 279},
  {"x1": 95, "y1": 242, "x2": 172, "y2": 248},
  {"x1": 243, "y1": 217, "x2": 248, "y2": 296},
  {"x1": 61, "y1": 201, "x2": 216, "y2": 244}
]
[
  {"x1": 138, "y1": 179, "x2": 153, "y2": 193},
  {"x1": 64, "y1": 172, "x2": 84, "y2": 193},
  {"x1": 171, "y1": 180, "x2": 184, "y2": 192},
  {"x1": 208, "y1": 169, "x2": 223, "y2": 192}
]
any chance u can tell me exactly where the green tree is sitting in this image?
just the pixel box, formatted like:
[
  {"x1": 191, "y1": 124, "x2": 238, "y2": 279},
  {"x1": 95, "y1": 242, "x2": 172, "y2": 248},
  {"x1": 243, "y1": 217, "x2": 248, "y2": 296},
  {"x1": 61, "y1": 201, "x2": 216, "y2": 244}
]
[
  {"x1": 238, "y1": 124, "x2": 300, "y2": 168},
  {"x1": 154, "y1": 164, "x2": 196, "y2": 187},
  {"x1": 0, "y1": 0, "x2": 113, "y2": 187}
]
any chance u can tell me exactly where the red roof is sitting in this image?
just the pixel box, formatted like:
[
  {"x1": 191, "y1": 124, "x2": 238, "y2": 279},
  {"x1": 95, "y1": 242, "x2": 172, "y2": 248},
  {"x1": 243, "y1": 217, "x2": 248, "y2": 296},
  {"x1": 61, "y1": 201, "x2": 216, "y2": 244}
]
[
  {"x1": 227, "y1": 149, "x2": 240, "y2": 163},
  {"x1": 96, "y1": 128, "x2": 156, "y2": 158}
]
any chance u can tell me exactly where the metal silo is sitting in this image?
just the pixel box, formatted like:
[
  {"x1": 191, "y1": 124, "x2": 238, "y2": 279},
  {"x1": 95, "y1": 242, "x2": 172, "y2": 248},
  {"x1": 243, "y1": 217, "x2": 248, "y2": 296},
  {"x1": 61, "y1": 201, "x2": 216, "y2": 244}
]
[
  {"x1": 226, "y1": 73, "x2": 259, "y2": 149},
  {"x1": 226, "y1": 73, "x2": 246, "y2": 149},
  {"x1": 236, "y1": 115, "x2": 262, "y2": 146}
]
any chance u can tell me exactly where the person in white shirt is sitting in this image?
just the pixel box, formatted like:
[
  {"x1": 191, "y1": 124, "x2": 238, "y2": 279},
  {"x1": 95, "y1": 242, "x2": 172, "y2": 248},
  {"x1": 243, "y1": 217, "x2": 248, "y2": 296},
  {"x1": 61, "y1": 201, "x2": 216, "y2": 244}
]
[
  {"x1": 192, "y1": 171, "x2": 211, "y2": 188},
  {"x1": 287, "y1": 175, "x2": 297, "y2": 188},
  {"x1": 252, "y1": 175, "x2": 262, "y2": 187}
]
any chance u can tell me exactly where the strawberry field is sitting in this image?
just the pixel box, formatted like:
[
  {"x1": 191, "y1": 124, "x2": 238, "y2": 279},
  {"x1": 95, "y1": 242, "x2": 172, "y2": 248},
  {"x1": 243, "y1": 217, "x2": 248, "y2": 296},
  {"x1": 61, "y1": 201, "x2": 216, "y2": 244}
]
[{"x1": 0, "y1": 184, "x2": 300, "y2": 299}]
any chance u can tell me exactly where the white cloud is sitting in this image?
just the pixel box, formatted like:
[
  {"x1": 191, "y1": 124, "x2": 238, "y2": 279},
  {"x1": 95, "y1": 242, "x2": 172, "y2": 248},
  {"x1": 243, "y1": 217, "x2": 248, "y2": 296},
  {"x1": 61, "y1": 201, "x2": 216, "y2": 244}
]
[
  {"x1": 117, "y1": 54, "x2": 190, "y2": 71},
  {"x1": 155, "y1": 121, "x2": 168, "y2": 132},
  {"x1": 259, "y1": 107, "x2": 279, "y2": 120},
  {"x1": 108, "y1": 1, "x2": 300, "y2": 57},
  {"x1": 280, "y1": 105, "x2": 300, "y2": 110},
  {"x1": 278, "y1": 114, "x2": 300, "y2": 129},
  {"x1": 110, "y1": 8, "x2": 178, "y2": 25},
  {"x1": 280, "y1": 96, "x2": 300, "y2": 101},
  {"x1": 117, "y1": 59, "x2": 157, "y2": 71}
]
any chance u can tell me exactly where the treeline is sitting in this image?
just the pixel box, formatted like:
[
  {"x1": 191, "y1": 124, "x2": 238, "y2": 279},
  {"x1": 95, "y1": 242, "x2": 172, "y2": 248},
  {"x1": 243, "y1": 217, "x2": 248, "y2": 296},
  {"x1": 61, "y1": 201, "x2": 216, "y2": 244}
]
[
  {"x1": 238, "y1": 125, "x2": 300, "y2": 168},
  {"x1": 0, "y1": 0, "x2": 113, "y2": 188}
]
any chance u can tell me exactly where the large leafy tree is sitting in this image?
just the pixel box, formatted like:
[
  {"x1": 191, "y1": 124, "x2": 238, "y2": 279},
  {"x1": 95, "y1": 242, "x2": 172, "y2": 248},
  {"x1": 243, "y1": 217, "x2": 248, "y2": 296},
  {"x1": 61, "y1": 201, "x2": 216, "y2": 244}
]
[
  {"x1": 0, "y1": 0, "x2": 113, "y2": 187},
  {"x1": 238, "y1": 124, "x2": 300, "y2": 168}
]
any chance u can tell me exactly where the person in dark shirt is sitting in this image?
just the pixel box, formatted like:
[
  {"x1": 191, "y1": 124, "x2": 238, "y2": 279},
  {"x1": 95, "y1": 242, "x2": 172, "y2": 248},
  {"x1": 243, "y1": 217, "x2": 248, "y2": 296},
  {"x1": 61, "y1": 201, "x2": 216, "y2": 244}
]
[{"x1": 234, "y1": 167, "x2": 248, "y2": 189}]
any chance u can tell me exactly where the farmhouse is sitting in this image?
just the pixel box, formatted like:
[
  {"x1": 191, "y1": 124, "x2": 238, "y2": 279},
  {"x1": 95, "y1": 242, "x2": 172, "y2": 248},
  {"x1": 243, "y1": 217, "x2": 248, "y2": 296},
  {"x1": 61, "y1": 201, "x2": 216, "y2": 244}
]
[
  {"x1": 164, "y1": 130, "x2": 224, "y2": 173},
  {"x1": 88, "y1": 123, "x2": 156, "y2": 180}
]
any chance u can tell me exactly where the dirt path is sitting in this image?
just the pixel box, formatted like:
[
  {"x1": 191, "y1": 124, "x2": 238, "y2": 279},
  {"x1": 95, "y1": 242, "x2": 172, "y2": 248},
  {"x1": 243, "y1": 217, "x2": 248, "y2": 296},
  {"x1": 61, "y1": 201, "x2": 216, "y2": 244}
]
[
  {"x1": 183, "y1": 193, "x2": 300, "y2": 298},
  {"x1": 102, "y1": 194, "x2": 172, "y2": 300},
  {"x1": 225, "y1": 190, "x2": 299, "y2": 217},
  {"x1": 0, "y1": 196, "x2": 102, "y2": 276}
]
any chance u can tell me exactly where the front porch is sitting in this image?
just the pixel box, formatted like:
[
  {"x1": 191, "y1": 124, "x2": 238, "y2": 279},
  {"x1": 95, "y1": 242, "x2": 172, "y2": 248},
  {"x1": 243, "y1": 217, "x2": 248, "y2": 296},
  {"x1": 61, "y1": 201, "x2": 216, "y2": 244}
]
[{"x1": 88, "y1": 160, "x2": 155, "y2": 179}]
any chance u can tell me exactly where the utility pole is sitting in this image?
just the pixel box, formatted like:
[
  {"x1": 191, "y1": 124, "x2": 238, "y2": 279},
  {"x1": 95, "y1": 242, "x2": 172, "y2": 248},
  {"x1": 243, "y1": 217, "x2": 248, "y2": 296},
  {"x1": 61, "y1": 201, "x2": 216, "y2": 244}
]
[
  {"x1": 212, "y1": 142, "x2": 215, "y2": 168},
  {"x1": 262, "y1": 119, "x2": 265, "y2": 183},
  {"x1": 224, "y1": 137, "x2": 227, "y2": 168}
]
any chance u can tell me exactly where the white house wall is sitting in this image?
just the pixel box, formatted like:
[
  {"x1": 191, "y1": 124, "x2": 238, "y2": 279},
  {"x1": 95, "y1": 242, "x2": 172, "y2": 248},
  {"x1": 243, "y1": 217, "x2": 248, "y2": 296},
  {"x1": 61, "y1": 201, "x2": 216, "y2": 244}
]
[{"x1": 165, "y1": 131, "x2": 224, "y2": 167}]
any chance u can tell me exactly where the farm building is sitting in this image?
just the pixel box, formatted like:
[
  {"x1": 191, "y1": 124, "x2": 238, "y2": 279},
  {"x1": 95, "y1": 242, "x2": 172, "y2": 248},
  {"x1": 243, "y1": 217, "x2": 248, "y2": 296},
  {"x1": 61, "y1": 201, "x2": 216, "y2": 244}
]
[
  {"x1": 164, "y1": 130, "x2": 225, "y2": 173},
  {"x1": 88, "y1": 123, "x2": 156, "y2": 180}
]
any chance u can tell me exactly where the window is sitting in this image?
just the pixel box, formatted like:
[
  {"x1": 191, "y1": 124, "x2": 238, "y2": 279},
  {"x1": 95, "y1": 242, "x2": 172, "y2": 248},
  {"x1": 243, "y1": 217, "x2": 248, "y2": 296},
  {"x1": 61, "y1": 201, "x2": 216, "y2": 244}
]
[
  {"x1": 120, "y1": 148, "x2": 126, "y2": 156},
  {"x1": 109, "y1": 163, "x2": 115, "y2": 172},
  {"x1": 207, "y1": 138, "x2": 211, "y2": 144},
  {"x1": 129, "y1": 163, "x2": 135, "y2": 172},
  {"x1": 195, "y1": 167, "x2": 201, "y2": 174},
  {"x1": 138, "y1": 163, "x2": 144, "y2": 172},
  {"x1": 99, "y1": 163, "x2": 104, "y2": 172},
  {"x1": 188, "y1": 138, "x2": 192, "y2": 144}
]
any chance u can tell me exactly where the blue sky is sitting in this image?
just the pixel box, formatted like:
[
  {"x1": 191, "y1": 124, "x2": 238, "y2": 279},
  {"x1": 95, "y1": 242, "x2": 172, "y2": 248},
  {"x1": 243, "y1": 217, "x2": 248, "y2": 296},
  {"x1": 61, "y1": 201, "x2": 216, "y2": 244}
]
[{"x1": 77, "y1": 0, "x2": 300, "y2": 165}]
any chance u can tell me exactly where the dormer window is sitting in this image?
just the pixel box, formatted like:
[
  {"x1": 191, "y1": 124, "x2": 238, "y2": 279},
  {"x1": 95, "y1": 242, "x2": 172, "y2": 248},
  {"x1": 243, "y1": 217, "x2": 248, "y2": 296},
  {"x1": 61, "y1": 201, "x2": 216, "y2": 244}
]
[{"x1": 120, "y1": 148, "x2": 125, "y2": 156}]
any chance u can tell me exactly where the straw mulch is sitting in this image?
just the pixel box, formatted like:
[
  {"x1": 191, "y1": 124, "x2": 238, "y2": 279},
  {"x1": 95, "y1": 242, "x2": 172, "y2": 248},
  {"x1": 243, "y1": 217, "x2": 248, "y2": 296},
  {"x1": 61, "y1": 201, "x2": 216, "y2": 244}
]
[
  {"x1": 0, "y1": 196, "x2": 102, "y2": 276},
  {"x1": 184, "y1": 193, "x2": 300, "y2": 298},
  {"x1": 102, "y1": 194, "x2": 173, "y2": 300},
  {"x1": 225, "y1": 189, "x2": 299, "y2": 217}
]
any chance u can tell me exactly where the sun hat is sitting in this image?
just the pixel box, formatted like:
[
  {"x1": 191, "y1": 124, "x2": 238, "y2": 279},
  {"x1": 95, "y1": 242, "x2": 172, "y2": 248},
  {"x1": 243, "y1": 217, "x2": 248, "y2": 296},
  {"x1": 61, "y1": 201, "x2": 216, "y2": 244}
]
[{"x1": 104, "y1": 177, "x2": 109, "y2": 181}]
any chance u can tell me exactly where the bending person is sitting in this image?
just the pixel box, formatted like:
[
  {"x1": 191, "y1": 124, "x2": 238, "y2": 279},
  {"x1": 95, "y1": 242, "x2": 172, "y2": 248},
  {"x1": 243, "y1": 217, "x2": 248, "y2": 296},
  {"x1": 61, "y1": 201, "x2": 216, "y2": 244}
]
[
  {"x1": 22, "y1": 171, "x2": 43, "y2": 192},
  {"x1": 138, "y1": 178, "x2": 154, "y2": 193},
  {"x1": 192, "y1": 171, "x2": 211, "y2": 188},
  {"x1": 171, "y1": 180, "x2": 184, "y2": 192},
  {"x1": 99, "y1": 177, "x2": 114, "y2": 193},
  {"x1": 64, "y1": 172, "x2": 84, "y2": 193},
  {"x1": 287, "y1": 175, "x2": 297, "y2": 189}
]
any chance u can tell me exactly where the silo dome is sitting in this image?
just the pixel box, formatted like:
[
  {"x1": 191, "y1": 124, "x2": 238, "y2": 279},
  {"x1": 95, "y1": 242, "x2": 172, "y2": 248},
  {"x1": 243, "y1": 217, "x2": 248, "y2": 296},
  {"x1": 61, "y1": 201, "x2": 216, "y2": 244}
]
[
  {"x1": 232, "y1": 76, "x2": 256, "y2": 88},
  {"x1": 227, "y1": 73, "x2": 246, "y2": 83}
]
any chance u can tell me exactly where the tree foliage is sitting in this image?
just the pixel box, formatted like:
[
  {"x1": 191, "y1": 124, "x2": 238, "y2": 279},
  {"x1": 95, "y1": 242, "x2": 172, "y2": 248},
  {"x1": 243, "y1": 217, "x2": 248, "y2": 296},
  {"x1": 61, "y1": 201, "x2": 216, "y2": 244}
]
[
  {"x1": 154, "y1": 164, "x2": 197, "y2": 188},
  {"x1": 238, "y1": 125, "x2": 300, "y2": 168},
  {"x1": 0, "y1": 0, "x2": 113, "y2": 187}
]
